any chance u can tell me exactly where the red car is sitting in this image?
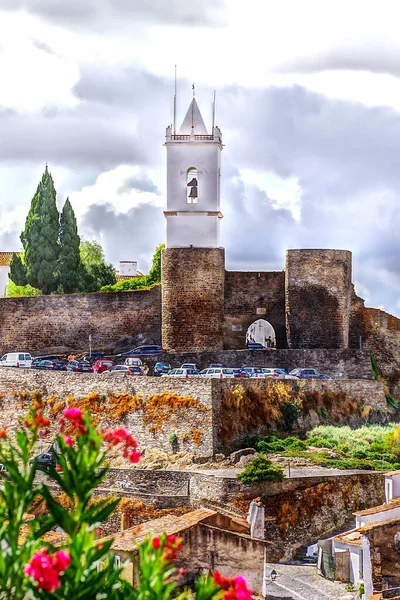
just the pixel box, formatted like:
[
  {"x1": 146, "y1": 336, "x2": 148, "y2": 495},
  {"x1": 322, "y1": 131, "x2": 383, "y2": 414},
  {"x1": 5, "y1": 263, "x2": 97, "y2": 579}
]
[{"x1": 93, "y1": 359, "x2": 114, "y2": 374}]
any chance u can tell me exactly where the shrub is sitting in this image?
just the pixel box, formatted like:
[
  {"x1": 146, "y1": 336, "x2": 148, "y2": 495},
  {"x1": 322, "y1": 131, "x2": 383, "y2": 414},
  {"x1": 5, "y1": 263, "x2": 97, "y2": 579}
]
[
  {"x1": 386, "y1": 425, "x2": 400, "y2": 459},
  {"x1": 237, "y1": 455, "x2": 285, "y2": 484},
  {"x1": 0, "y1": 403, "x2": 251, "y2": 599},
  {"x1": 281, "y1": 399, "x2": 302, "y2": 431},
  {"x1": 282, "y1": 437, "x2": 306, "y2": 451}
]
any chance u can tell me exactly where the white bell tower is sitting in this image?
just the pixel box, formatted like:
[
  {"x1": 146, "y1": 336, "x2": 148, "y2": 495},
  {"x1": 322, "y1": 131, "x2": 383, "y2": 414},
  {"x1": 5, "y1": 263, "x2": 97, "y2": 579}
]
[{"x1": 164, "y1": 97, "x2": 223, "y2": 248}]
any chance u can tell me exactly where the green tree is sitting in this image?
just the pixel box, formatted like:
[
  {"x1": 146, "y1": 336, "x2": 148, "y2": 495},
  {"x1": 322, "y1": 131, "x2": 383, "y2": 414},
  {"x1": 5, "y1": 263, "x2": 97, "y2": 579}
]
[
  {"x1": 147, "y1": 242, "x2": 165, "y2": 284},
  {"x1": 20, "y1": 167, "x2": 60, "y2": 294},
  {"x1": 8, "y1": 253, "x2": 27, "y2": 286},
  {"x1": 79, "y1": 240, "x2": 116, "y2": 292},
  {"x1": 58, "y1": 198, "x2": 81, "y2": 293},
  {"x1": 101, "y1": 243, "x2": 164, "y2": 292},
  {"x1": 6, "y1": 280, "x2": 41, "y2": 297}
]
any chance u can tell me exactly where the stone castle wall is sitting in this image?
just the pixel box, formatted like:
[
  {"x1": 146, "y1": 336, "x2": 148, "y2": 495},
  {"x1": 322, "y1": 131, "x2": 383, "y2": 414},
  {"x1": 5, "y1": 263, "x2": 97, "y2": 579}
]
[
  {"x1": 162, "y1": 247, "x2": 225, "y2": 352},
  {"x1": 285, "y1": 249, "x2": 352, "y2": 349},
  {"x1": 0, "y1": 287, "x2": 161, "y2": 355},
  {"x1": 223, "y1": 271, "x2": 286, "y2": 349}
]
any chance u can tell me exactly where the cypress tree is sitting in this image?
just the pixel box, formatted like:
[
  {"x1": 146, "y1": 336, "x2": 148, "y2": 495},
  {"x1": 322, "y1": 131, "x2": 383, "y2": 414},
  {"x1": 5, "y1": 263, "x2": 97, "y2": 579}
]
[
  {"x1": 21, "y1": 167, "x2": 60, "y2": 294},
  {"x1": 8, "y1": 253, "x2": 27, "y2": 286},
  {"x1": 58, "y1": 198, "x2": 81, "y2": 293}
]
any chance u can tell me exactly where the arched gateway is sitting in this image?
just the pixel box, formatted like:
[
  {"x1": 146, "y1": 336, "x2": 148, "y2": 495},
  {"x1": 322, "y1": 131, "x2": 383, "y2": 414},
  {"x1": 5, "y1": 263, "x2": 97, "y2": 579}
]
[{"x1": 246, "y1": 319, "x2": 276, "y2": 348}]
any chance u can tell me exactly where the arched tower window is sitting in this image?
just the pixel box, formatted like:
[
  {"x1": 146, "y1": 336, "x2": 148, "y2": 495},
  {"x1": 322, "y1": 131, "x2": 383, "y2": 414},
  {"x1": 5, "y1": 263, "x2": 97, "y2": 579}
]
[{"x1": 187, "y1": 168, "x2": 198, "y2": 204}]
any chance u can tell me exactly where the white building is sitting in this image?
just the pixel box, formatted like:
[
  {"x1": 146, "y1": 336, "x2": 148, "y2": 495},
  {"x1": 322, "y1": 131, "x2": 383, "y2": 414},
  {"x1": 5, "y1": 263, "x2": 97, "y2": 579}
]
[
  {"x1": 0, "y1": 252, "x2": 21, "y2": 297},
  {"x1": 320, "y1": 470, "x2": 400, "y2": 594},
  {"x1": 164, "y1": 97, "x2": 223, "y2": 248},
  {"x1": 115, "y1": 260, "x2": 143, "y2": 281}
]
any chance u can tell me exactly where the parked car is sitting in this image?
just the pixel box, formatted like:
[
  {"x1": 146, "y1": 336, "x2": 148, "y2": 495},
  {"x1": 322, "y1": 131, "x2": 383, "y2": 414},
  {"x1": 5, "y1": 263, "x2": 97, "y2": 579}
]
[
  {"x1": 161, "y1": 368, "x2": 199, "y2": 378},
  {"x1": 29, "y1": 452, "x2": 57, "y2": 470},
  {"x1": 0, "y1": 352, "x2": 32, "y2": 368},
  {"x1": 66, "y1": 360, "x2": 93, "y2": 373},
  {"x1": 180, "y1": 363, "x2": 200, "y2": 372},
  {"x1": 241, "y1": 367, "x2": 266, "y2": 378},
  {"x1": 289, "y1": 368, "x2": 332, "y2": 379},
  {"x1": 246, "y1": 343, "x2": 265, "y2": 350},
  {"x1": 262, "y1": 368, "x2": 298, "y2": 379},
  {"x1": 32, "y1": 355, "x2": 61, "y2": 362},
  {"x1": 199, "y1": 368, "x2": 235, "y2": 379},
  {"x1": 232, "y1": 368, "x2": 251, "y2": 378},
  {"x1": 92, "y1": 359, "x2": 114, "y2": 374},
  {"x1": 31, "y1": 360, "x2": 66, "y2": 371},
  {"x1": 118, "y1": 345, "x2": 165, "y2": 356},
  {"x1": 79, "y1": 352, "x2": 104, "y2": 363},
  {"x1": 153, "y1": 362, "x2": 172, "y2": 376},
  {"x1": 124, "y1": 357, "x2": 143, "y2": 368},
  {"x1": 104, "y1": 365, "x2": 143, "y2": 376}
]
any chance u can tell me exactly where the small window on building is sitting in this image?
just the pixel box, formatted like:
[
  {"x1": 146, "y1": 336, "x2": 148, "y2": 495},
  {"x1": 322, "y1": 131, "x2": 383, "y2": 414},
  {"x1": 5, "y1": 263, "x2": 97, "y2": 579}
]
[
  {"x1": 187, "y1": 168, "x2": 198, "y2": 204},
  {"x1": 114, "y1": 555, "x2": 121, "y2": 568}
]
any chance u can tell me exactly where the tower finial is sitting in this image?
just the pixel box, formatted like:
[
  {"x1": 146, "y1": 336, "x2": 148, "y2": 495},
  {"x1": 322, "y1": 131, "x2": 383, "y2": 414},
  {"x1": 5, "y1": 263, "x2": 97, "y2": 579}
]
[
  {"x1": 192, "y1": 83, "x2": 195, "y2": 97},
  {"x1": 173, "y1": 65, "x2": 177, "y2": 135}
]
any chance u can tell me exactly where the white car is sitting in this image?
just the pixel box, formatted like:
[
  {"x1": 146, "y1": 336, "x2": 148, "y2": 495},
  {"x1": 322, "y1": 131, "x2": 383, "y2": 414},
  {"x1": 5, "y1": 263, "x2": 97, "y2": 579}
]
[
  {"x1": 199, "y1": 368, "x2": 235, "y2": 379},
  {"x1": 0, "y1": 352, "x2": 32, "y2": 368},
  {"x1": 241, "y1": 368, "x2": 266, "y2": 378},
  {"x1": 262, "y1": 368, "x2": 298, "y2": 379},
  {"x1": 161, "y1": 368, "x2": 199, "y2": 378}
]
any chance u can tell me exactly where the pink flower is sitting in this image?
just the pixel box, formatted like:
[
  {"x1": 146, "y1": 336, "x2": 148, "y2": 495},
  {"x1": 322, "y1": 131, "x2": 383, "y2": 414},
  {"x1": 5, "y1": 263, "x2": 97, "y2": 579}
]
[
  {"x1": 212, "y1": 572, "x2": 252, "y2": 600},
  {"x1": 151, "y1": 536, "x2": 161, "y2": 549},
  {"x1": 103, "y1": 428, "x2": 140, "y2": 464},
  {"x1": 126, "y1": 449, "x2": 141, "y2": 463},
  {"x1": 64, "y1": 436, "x2": 73, "y2": 447},
  {"x1": 63, "y1": 408, "x2": 82, "y2": 420},
  {"x1": 60, "y1": 407, "x2": 86, "y2": 435},
  {"x1": 53, "y1": 550, "x2": 71, "y2": 572},
  {"x1": 24, "y1": 549, "x2": 70, "y2": 592}
]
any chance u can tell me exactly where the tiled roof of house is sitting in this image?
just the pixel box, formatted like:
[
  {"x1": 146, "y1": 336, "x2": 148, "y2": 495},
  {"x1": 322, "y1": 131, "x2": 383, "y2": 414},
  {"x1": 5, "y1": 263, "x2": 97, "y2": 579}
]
[
  {"x1": 357, "y1": 514, "x2": 400, "y2": 533},
  {"x1": 18, "y1": 525, "x2": 68, "y2": 547},
  {"x1": 354, "y1": 497, "x2": 400, "y2": 517},
  {"x1": 110, "y1": 508, "x2": 216, "y2": 553},
  {"x1": 334, "y1": 528, "x2": 363, "y2": 547},
  {"x1": 0, "y1": 252, "x2": 21, "y2": 267}
]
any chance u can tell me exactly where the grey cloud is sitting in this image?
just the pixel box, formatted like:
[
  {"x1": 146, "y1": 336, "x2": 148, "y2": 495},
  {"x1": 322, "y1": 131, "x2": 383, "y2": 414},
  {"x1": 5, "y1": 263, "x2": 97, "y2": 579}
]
[
  {"x1": 32, "y1": 39, "x2": 55, "y2": 54},
  {"x1": 0, "y1": 0, "x2": 226, "y2": 29},
  {"x1": 0, "y1": 105, "x2": 145, "y2": 171},
  {"x1": 117, "y1": 176, "x2": 161, "y2": 196},
  {"x1": 275, "y1": 44, "x2": 400, "y2": 77},
  {"x1": 80, "y1": 202, "x2": 164, "y2": 270}
]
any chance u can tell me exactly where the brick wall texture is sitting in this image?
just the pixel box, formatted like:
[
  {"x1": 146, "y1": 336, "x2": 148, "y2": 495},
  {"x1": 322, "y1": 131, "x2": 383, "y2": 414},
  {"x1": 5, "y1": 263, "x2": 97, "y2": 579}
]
[
  {"x1": 285, "y1": 249, "x2": 352, "y2": 349},
  {"x1": 161, "y1": 247, "x2": 225, "y2": 352},
  {"x1": 0, "y1": 287, "x2": 161, "y2": 355}
]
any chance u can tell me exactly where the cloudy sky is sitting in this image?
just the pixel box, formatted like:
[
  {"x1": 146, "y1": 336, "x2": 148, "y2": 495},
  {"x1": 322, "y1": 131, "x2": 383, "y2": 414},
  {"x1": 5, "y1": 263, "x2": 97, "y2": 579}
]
[{"x1": 1, "y1": 0, "x2": 400, "y2": 315}]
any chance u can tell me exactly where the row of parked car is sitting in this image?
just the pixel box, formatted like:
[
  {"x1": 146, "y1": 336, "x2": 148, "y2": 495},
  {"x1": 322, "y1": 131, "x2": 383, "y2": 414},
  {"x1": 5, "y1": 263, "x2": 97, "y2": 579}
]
[{"x1": 0, "y1": 352, "x2": 332, "y2": 379}]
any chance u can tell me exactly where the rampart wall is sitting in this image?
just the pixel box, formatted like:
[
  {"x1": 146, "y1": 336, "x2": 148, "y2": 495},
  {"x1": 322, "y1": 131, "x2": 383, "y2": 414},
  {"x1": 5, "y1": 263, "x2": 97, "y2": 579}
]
[
  {"x1": 0, "y1": 370, "x2": 388, "y2": 457},
  {"x1": 0, "y1": 287, "x2": 162, "y2": 355}
]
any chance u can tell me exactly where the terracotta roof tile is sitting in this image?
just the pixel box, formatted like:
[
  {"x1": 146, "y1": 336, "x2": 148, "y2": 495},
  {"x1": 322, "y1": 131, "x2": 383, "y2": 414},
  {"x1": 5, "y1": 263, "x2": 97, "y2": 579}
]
[
  {"x1": 354, "y1": 497, "x2": 400, "y2": 517},
  {"x1": 334, "y1": 528, "x2": 363, "y2": 547},
  {"x1": 111, "y1": 509, "x2": 216, "y2": 553},
  {"x1": 0, "y1": 252, "x2": 21, "y2": 267}
]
